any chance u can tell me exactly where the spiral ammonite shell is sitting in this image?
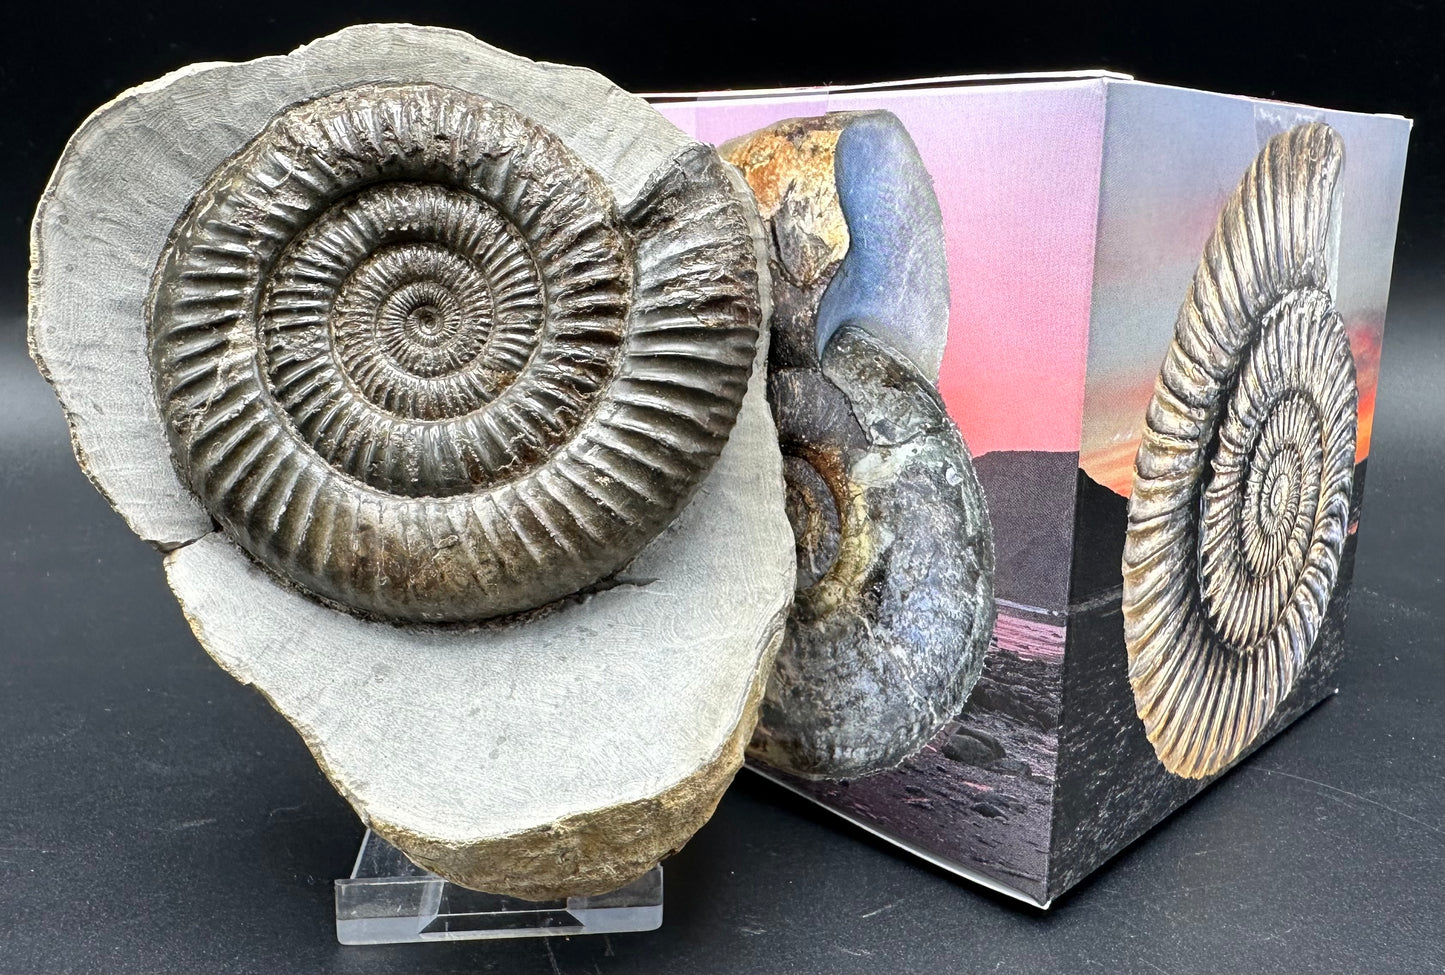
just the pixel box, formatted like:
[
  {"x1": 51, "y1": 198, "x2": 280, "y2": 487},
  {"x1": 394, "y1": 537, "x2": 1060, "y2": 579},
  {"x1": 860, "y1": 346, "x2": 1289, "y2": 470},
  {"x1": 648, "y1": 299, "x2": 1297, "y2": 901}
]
[
  {"x1": 1123, "y1": 123, "x2": 1356, "y2": 779},
  {"x1": 724, "y1": 113, "x2": 994, "y2": 780},
  {"x1": 148, "y1": 82, "x2": 762, "y2": 622}
]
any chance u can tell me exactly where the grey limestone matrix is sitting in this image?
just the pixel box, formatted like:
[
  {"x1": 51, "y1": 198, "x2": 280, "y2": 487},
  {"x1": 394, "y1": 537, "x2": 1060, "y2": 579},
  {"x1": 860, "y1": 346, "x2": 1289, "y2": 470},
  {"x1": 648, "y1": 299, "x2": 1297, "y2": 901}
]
[{"x1": 29, "y1": 25, "x2": 795, "y2": 899}]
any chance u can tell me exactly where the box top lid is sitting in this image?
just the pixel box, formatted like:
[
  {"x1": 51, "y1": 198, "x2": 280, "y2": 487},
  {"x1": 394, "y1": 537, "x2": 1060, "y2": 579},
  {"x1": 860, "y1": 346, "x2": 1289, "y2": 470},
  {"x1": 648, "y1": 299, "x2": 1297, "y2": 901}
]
[
  {"x1": 642, "y1": 68, "x2": 1132, "y2": 102},
  {"x1": 644, "y1": 72, "x2": 1410, "y2": 125}
]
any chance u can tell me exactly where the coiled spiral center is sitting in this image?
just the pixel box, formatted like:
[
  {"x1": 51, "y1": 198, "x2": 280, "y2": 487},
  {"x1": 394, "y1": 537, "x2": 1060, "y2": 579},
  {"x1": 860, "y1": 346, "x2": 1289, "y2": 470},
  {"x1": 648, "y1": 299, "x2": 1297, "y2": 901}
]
[
  {"x1": 1197, "y1": 289, "x2": 1353, "y2": 653},
  {"x1": 243, "y1": 119, "x2": 625, "y2": 499}
]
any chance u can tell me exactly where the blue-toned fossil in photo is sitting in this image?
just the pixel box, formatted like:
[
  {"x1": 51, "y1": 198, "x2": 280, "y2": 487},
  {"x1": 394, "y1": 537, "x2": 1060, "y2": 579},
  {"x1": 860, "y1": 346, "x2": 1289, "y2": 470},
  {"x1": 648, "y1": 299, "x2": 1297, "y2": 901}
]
[
  {"x1": 815, "y1": 112, "x2": 951, "y2": 378},
  {"x1": 724, "y1": 112, "x2": 995, "y2": 780}
]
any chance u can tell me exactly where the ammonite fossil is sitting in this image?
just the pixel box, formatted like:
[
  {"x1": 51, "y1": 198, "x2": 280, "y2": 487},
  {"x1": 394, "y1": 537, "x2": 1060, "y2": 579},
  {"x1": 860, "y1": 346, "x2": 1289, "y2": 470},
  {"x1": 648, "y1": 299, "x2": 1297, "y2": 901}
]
[
  {"x1": 1123, "y1": 123, "x2": 1355, "y2": 779},
  {"x1": 148, "y1": 81, "x2": 762, "y2": 622},
  {"x1": 30, "y1": 26, "x2": 790, "y2": 901},
  {"x1": 724, "y1": 112, "x2": 995, "y2": 779}
]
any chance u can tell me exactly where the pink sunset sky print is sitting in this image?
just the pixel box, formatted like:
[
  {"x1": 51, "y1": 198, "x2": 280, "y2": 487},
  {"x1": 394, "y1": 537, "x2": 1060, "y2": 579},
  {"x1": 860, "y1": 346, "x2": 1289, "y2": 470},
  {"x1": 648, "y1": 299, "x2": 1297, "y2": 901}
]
[
  {"x1": 1079, "y1": 90, "x2": 1404, "y2": 496},
  {"x1": 655, "y1": 82, "x2": 1108, "y2": 459}
]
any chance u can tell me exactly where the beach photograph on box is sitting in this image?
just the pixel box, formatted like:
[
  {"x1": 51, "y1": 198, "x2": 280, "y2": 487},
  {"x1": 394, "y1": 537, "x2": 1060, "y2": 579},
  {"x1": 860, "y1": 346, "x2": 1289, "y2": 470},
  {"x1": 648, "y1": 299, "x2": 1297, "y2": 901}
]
[
  {"x1": 652, "y1": 78, "x2": 1407, "y2": 907},
  {"x1": 655, "y1": 79, "x2": 1106, "y2": 907}
]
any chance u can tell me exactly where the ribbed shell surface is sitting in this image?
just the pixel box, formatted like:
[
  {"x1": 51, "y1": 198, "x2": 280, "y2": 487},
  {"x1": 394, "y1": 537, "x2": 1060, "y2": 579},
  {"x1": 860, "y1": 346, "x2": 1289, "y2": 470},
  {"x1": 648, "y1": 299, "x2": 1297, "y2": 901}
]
[
  {"x1": 148, "y1": 82, "x2": 761, "y2": 622},
  {"x1": 1122, "y1": 123, "x2": 1356, "y2": 779}
]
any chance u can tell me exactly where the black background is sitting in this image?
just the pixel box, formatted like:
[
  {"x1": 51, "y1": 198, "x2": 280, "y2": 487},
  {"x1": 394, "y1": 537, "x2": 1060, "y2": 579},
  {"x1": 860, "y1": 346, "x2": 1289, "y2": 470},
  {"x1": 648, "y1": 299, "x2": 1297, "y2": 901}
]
[{"x1": 1, "y1": 2, "x2": 1440, "y2": 972}]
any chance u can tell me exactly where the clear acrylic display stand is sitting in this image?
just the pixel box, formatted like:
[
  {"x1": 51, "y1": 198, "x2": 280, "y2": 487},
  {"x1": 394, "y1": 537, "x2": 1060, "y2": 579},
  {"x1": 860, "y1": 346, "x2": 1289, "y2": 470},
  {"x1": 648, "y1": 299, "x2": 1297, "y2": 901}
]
[{"x1": 335, "y1": 829, "x2": 663, "y2": 944}]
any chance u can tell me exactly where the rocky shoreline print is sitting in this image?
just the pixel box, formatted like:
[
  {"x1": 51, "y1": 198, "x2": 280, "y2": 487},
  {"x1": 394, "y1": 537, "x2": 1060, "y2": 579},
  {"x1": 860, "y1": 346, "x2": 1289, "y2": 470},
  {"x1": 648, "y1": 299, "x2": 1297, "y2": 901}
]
[{"x1": 757, "y1": 610, "x2": 1064, "y2": 903}]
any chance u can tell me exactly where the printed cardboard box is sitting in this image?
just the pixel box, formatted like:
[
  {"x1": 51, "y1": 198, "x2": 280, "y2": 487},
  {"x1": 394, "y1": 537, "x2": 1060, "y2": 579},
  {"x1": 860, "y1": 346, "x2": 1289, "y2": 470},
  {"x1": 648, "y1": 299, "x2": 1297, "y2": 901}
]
[{"x1": 649, "y1": 73, "x2": 1410, "y2": 906}]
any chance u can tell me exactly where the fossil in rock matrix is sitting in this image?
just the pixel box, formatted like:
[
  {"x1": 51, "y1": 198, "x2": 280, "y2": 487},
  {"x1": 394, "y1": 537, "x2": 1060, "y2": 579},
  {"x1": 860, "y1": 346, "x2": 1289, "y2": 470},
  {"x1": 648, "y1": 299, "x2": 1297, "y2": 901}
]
[
  {"x1": 148, "y1": 81, "x2": 762, "y2": 623},
  {"x1": 29, "y1": 25, "x2": 792, "y2": 901},
  {"x1": 1123, "y1": 123, "x2": 1356, "y2": 779}
]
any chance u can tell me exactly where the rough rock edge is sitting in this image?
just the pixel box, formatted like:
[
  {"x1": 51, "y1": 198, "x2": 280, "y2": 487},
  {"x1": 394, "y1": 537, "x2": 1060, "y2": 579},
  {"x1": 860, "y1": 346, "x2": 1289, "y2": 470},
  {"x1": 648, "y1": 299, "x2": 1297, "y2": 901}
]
[
  {"x1": 168, "y1": 560, "x2": 787, "y2": 899},
  {"x1": 159, "y1": 326, "x2": 789, "y2": 894},
  {"x1": 162, "y1": 356, "x2": 787, "y2": 895},
  {"x1": 374, "y1": 619, "x2": 784, "y2": 899}
]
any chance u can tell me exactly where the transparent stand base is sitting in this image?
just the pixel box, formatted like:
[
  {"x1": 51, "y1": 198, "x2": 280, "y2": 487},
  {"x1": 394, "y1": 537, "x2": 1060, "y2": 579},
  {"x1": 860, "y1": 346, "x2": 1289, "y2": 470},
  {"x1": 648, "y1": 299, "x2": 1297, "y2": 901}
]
[{"x1": 334, "y1": 830, "x2": 664, "y2": 945}]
